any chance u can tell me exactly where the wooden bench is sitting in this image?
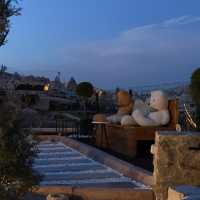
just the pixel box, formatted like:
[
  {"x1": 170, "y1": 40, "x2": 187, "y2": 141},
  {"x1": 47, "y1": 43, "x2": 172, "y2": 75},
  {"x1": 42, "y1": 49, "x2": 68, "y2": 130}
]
[{"x1": 95, "y1": 99, "x2": 179, "y2": 158}]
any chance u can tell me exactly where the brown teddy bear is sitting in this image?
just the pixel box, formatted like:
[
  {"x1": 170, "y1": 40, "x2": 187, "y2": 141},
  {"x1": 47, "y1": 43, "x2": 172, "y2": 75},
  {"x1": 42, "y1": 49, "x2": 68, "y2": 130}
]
[{"x1": 106, "y1": 90, "x2": 134, "y2": 124}]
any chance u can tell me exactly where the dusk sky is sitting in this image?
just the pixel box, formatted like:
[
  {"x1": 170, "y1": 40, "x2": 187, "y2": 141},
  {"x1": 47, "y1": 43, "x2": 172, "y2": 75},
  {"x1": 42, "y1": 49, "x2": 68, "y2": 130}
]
[{"x1": 0, "y1": 0, "x2": 200, "y2": 88}]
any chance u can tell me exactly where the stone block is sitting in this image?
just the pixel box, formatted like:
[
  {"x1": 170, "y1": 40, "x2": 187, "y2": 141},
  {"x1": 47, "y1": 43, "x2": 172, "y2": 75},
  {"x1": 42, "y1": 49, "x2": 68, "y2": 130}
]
[
  {"x1": 168, "y1": 186, "x2": 200, "y2": 200},
  {"x1": 152, "y1": 131, "x2": 200, "y2": 200}
]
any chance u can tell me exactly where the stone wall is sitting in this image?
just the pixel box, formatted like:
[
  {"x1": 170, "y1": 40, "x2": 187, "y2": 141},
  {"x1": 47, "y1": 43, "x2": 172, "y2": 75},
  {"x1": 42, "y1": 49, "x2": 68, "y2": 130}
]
[{"x1": 152, "y1": 131, "x2": 200, "y2": 200}]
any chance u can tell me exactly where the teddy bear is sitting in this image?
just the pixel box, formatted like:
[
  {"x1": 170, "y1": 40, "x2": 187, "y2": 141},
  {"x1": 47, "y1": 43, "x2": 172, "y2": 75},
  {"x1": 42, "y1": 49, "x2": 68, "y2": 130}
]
[
  {"x1": 106, "y1": 90, "x2": 134, "y2": 124},
  {"x1": 131, "y1": 90, "x2": 170, "y2": 126},
  {"x1": 121, "y1": 99, "x2": 147, "y2": 126}
]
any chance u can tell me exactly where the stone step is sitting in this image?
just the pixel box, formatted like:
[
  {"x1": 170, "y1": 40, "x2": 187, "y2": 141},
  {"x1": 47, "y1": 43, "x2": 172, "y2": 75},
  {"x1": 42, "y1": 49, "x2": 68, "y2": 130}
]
[
  {"x1": 34, "y1": 158, "x2": 92, "y2": 165},
  {"x1": 38, "y1": 148, "x2": 72, "y2": 153},
  {"x1": 40, "y1": 177, "x2": 131, "y2": 186},
  {"x1": 33, "y1": 162, "x2": 100, "y2": 170},
  {"x1": 73, "y1": 181, "x2": 138, "y2": 188},
  {"x1": 38, "y1": 145, "x2": 66, "y2": 149},
  {"x1": 38, "y1": 151, "x2": 80, "y2": 158},
  {"x1": 38, "y1": 142, "x2": 64, "y2": 147},
  {"x1": 43, "y1": 169, "x2": 112, "y2": 176},
  {"x1": 33, "y1": 163, "x2": 106, "y2": 173},
  {"x1": 42, "y1": 171, "x2": 121, "y2": 181},
  {"x1": 37, "y1": 152, "x2": 80, "y2": 159}
]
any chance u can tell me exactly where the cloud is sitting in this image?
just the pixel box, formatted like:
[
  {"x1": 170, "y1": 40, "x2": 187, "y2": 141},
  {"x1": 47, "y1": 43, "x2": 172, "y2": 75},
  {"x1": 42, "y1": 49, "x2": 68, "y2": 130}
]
[
  {"x1": 163, "y1": 15, "x2": 200, "y2": 27},
  {"x1": 22, "y1": 16, "x2": 200, "y2": 88}
]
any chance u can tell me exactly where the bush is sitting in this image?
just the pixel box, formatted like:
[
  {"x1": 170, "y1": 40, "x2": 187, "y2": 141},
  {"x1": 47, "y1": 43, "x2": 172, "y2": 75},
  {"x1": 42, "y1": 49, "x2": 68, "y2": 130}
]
[
  {"x1": 0, "y1": 101, "x2": 41, "y2": 200},
  {"x1": 190, "y1": 68, "x2": 200, "y2": 130}
]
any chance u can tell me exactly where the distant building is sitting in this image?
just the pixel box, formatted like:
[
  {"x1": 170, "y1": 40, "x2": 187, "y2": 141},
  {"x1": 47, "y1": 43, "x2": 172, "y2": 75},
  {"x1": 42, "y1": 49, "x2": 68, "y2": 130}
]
[
  {"x1": 49, "y1": 72, "x2": 65, "y2": 97},
  {"x1": 65, "y1": 77, "x2": 77, "y2": 96},
  {"x1": 54, "y1": 72, "x2": 63, "y2": 90}
]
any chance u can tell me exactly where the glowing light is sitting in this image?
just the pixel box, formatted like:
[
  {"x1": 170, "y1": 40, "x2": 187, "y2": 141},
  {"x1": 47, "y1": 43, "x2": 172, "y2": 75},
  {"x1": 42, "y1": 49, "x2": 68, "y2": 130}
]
[
  {"x1": 98, "y1": 90, "x2": 103, "y2": 97},
  {"x1": 43, "y1": 84, "x2": 49, "y2": 92}
]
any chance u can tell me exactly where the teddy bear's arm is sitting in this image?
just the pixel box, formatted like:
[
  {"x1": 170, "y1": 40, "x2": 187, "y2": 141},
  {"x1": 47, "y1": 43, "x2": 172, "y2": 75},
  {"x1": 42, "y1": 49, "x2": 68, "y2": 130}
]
[
  {"x1": 149, "y1": 110, "x2": 170, "y2": 126},
  {"x1": 132, "y1": 109, "x2": 160, "y2": 126},
  {"x1": 121, "y1": 115, "x2": 137, "y2": 126}
]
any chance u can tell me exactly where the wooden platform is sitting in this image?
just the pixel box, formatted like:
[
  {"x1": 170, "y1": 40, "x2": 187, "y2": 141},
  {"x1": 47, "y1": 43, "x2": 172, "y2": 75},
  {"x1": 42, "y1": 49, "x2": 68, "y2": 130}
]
[{"x1": 95, "y1": 99, "x2": 179, "y2": 158}]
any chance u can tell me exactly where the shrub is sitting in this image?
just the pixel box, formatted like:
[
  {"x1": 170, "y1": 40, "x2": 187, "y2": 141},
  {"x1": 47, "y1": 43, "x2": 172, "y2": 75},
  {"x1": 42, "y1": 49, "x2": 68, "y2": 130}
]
[
  {"x1": 0, "y1": 101, "x2": 41, "y2": 200},
  {"x1": 190, "y1": 68, "x2": 200, "y2": 130}
]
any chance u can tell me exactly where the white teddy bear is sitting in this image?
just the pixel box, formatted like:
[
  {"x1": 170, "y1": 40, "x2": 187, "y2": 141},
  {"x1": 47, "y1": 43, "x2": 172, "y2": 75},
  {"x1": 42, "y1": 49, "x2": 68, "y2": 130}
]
[
  {"x1": 121, "y1": 90, "x2": 170, "y2": 127},
  {"x1": 132, "y1": 90, "x2": 170, "y2": 126}
]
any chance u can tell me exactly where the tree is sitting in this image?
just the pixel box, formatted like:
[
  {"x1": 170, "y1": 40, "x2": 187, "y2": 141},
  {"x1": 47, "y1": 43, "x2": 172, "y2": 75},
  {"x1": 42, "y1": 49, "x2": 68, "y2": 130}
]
[
  {"x1": 0, "y1": 101, "x2": 41, "y2": 200},
  {"x1": 76, "y1": 82, "x2": 94, "y2": 98},
  {"x1": 0, "y1": 0, "x2": 21, "y2": 47},
  {"x1": 190, "y1": 68, "x2": 200, "y2": 130}
]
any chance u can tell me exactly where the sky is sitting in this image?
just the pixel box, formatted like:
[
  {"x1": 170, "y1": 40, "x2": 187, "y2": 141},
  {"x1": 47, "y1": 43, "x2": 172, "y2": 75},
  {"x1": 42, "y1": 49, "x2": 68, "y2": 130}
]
[{"x1": 0, "y1": 0, "x2": 200, "y2": 89}]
